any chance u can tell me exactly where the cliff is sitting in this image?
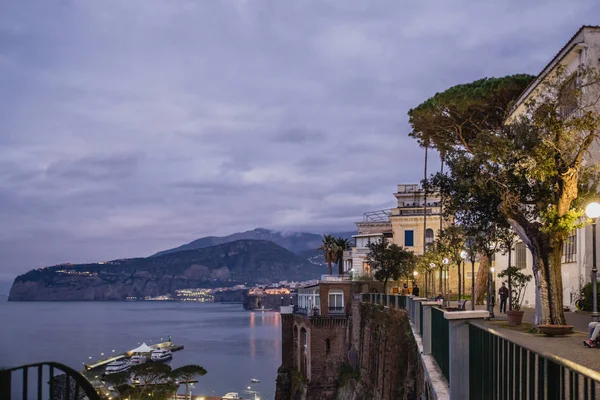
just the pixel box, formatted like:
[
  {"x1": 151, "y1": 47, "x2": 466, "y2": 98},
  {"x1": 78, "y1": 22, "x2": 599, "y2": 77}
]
[{"x1": 9, "y1": 240, "x2": 323, "y2": 301}]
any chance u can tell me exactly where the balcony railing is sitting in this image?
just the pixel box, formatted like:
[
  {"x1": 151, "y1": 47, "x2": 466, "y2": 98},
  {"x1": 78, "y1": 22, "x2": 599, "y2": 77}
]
[
  {"x1": 321, "y1": 274, "x2": 352, "y2": 282},
  {"x1": 328, "y1": 306, "x2": 345, "y2": 314},
  {"x1": 0, "y1": 361, "x2": 101, "y2": 400}
]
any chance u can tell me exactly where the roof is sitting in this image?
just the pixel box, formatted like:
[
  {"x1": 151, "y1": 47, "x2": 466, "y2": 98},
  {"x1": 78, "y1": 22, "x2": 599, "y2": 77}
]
[
  {"x1": 130, "y1": 342, "x2": 154, "y2": 353},
  {"x1": 509, "y1": 25, "x2": 600, "y2": 118}
]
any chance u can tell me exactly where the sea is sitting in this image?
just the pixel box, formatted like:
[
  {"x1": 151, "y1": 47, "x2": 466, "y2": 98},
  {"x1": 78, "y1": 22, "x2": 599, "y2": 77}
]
[{"x1": 0, "y1": 299, "x2": 281, "y2": 399}]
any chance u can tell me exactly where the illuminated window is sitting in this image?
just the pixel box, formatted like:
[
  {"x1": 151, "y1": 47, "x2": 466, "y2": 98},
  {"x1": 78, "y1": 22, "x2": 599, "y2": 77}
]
[{"x1": 562, "y1": 230, "x2": 577, "y2": 264}]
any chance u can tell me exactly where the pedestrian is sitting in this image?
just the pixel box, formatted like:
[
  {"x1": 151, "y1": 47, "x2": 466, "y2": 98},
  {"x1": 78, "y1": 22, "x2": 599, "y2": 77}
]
[
  {"x1": 412, "y1": 284, "x2": 420, "y2": 297},
  {"x1": 585, "y1": 322, "x2": 600, "y2": 348},
  {"x1": 499, "y1": 282, "x2": 509, "y2": 313},
  {"x1": 401, "y1": 283, "x2": 409, "y2": 295}
]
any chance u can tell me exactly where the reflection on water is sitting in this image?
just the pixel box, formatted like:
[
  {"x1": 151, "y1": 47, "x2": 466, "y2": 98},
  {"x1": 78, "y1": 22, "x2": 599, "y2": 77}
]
[{"x1": 0, "y1": 301, "x2": 281, "y2": 399}]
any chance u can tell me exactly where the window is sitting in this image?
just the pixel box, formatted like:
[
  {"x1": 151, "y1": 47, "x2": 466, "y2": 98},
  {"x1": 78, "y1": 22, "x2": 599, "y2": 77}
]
[
  {"x1": 405, "y1": 230, "x2": 414, "y2": 247},
  {"x1": 425, "y1": 229, "x2": 434, "y2": 246},
  {"x1": 328, "y1": 290, "x2": 344, "y2": 313},
  {"x1": 558, "y1": 75, "x2": 578, "y2": 118},
  {"x1": 562, "y1": 230, "x2": 577, "y2": 263},
  {"x1": 516, "y1": 242, "x2": 527, "y2": 269},
  {"x1": 325, "y1": 338, "x2": 331, "y2": 355}
]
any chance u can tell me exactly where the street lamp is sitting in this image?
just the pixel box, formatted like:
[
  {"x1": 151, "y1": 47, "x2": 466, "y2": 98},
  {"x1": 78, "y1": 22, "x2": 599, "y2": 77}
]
[
  {"x1": 586, "y1": 202, "x2": 600, "y2": 322},
  {"x1": 460, "y1": 250, "x2": 467, "y2": 301},
  {"x1": 430, "y1": 263, "x2": 436, "y2": 298},
  {"x1": 443, "y1": 258, "x2": 449, "y2": 306}
]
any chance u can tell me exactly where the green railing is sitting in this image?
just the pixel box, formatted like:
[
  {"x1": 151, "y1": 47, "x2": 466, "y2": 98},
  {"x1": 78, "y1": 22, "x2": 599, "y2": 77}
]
[
  {"x1": 431, "y1": 307, "x2": 449, "y2": 382},
  {"x1": 469, "y1": 322, "x2": 600, "y2": 400},
  {"x1": 419, "y1": 301, "x2": 424, "y2": 334},
  {"x1": 398, "y1": 295, "x2": 406, "y2": 308},
  {"x1": 0, "y1": 361, "x2": 101, "y2": 400}
]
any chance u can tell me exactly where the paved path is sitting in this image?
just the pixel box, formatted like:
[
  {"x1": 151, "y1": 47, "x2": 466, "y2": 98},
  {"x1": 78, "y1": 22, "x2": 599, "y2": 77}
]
[{"x1": 452, "y1": 302, "x2": 600, "y2": 373}]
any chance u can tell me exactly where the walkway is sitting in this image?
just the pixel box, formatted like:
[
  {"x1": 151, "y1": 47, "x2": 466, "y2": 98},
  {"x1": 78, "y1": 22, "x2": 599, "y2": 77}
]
[{"x1": 465, "y1": 303, "x2": 600, "y2": 373}]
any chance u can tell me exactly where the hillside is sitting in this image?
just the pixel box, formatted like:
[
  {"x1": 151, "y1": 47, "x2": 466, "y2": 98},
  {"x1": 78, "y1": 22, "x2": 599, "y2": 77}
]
[
  {"x1": 151, "y1": 228, "x2": 355, "y2": 258},
  {"x1": 9, "y1": 240, "x2": 324, "y2": 301}
]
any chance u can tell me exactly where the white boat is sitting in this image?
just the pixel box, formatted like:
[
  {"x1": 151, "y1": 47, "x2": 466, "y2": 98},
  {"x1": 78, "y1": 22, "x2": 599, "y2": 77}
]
[
  {"x1": 222, "y1": 393, "x2": 242, "y2": 400},
  {"x1": 250, "y1": 378, "x2": 260, "y2": 383},
  {"x1": 130, "y1": 354, "x2": 147, "y2": 364},
  {"x1": 104, "y1": 359, "x2": 131, "y2": 374},
  {"x1": 150, "y1": 348, "x2": 172, "y2": 362}
]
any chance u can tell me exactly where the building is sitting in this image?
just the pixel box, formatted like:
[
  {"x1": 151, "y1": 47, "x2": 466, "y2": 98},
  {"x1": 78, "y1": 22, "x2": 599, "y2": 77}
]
[
  {"x1": 499, "y1": 26, "x2": 600, "y2": 309},
  {"x1": 281, "y1": 279, "x2": 381, "y2": 397},
  {"x1": 390, "y1": 183, "x2": 444, "y2": 255}
]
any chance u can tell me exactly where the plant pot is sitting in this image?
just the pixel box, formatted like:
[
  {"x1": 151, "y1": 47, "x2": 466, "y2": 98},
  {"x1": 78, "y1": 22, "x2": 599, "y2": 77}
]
[
  {"x1": 537, "y1": 324, "x2": 574, "y2": 337},
  {"x1": 506, "y1": 310, "x2": 525, "y2": 325}
]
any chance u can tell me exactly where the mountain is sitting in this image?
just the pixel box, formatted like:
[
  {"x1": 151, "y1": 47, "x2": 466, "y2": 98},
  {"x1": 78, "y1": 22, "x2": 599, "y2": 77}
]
[
  {"x1": 151, "y1": 228, "x2": 356, "y2": 258},
  {"x1": 9, "y1": 240, "x2": 323, "y2": 301}
]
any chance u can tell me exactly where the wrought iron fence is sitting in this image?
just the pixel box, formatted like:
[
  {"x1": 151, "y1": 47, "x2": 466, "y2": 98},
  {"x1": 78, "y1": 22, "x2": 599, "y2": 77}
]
[
  {"x1": 0, "y1": 361, "x2": 100, "y2": 400},
  {"x1": 431, "y1": 307, "x2": 449, "y2": 382},
  {"x1": 469, "y1": 322, "x2": 600, "y2": 400},
  {"x1": 419, "y1": 301, "x2": 424, "y2": 334}
]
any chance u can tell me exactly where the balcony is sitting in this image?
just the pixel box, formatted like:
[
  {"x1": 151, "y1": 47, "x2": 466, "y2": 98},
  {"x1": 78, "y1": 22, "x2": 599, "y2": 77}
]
[
  {"x1": 328, "y1": 306, "x2": 345, "y2": 315},
  {"x1": 321, "y1": 274, "x2": 352, "y2": 282}
]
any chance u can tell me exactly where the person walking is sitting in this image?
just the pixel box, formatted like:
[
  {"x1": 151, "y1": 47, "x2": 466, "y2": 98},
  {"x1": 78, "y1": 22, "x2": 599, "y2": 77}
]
[
  {"x1": 412, "y1": 284, "x2": 420, "y2": 297},
  {"x1": 498, "y1": 282, "x2": 509, "y2": 313}
]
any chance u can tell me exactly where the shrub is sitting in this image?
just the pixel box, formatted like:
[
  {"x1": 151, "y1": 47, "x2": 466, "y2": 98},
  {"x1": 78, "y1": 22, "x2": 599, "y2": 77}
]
[{"x1": 580, "y1": 282, "x2": 600, "y2": 312}]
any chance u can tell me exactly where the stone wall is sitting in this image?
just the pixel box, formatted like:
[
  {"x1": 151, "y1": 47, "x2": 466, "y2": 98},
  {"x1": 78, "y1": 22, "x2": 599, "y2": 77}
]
[{"x1": 275, "y1": 301, "x2": 427, "y2": 400}]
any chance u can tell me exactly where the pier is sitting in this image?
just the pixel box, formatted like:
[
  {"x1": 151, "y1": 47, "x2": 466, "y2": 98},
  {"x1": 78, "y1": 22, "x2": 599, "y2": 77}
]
[{"x1": 83, "y1": 341, "x2": 184, "y2": 371}]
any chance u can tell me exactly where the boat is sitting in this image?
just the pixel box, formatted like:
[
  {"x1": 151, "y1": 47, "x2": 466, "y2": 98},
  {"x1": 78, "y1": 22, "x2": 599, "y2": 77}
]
[
  {"x1": 130, "y1": 354, "x2": 147, "y2": 364},
  {"x1": 222, "y1": 393, "x2": 242, "y2": 400},
  {"x1": 150, "y1": 348, "x2": 173, "y2": 362},
  {"x1": 256, "y1": 306, "x2": 273, "y2": 311},
  {"x1": 104, "y1": 359, "x2": 131, "y2": 374},
  {"x1": 250, "y1": 378, "x2": 260, "y2": 383}
]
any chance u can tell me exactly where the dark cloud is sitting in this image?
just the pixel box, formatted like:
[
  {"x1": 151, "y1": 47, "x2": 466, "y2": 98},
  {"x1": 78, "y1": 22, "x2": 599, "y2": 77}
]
[{"x1": 0, "y1": 0, "x2": 598, "y2": 278}]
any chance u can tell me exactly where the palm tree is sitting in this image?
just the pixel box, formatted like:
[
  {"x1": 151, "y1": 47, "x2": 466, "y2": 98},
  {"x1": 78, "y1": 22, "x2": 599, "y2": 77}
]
[
  {"x1": 319, "y1": 234, "x2": 338, "y2": 275},
  {"x1": 334, "y1": 237, "x2": 351, "y2": 276},
  {"x1": 172, "y1": 365, "x2": 207, "y2": 400}
]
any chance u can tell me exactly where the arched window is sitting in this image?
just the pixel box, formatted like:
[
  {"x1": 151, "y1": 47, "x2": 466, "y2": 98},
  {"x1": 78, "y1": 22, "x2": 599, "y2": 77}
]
[
  {"x1": 425, "y1": 228, "x2": 434, "y2": 246},
  {"x1": 300, "y1": 328, "x2": 308, "y2": 376},
  {"x1": 325, "y1": 338, "x2": 331, "y2": 355},
  {"x1": 293, "y1": 325, "x2": 298, "y2": 344}
]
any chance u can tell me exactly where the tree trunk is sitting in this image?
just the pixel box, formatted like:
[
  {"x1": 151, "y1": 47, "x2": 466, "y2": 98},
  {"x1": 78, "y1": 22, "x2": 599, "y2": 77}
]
[
  {"x1": 383, "y1": 278, "x2": 388, "y2": 294},
  {"x1": 529, "y1": 241, "x2": 566, "y2": 325},
  {"x1": 457, "y1": 262, "x2": 462, "y2": 302},
  {"x1": 327, "y1": 261, "x2": 332, "y2": 276},
  {"x1": 474, "y1": 255, "x2": 489, "y2": 305},
  {"x1": 438, "y1": 268, "x2": 443, "y2": 296}
]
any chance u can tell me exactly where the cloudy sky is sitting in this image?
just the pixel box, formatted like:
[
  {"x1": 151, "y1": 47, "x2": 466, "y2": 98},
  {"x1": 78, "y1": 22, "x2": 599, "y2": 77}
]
[{"x1": 1, "y1": 0, "x2": 598, "y2": 279}]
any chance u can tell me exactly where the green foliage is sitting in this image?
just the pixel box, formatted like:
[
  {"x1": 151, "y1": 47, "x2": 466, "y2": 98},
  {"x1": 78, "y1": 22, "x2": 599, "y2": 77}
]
[
  {"x1": 408, "y1": 67, "x2": 600, "y2": 324},
  {"x1": 498, "y1": 266, "x2": 532, "y2": 310},
  {"x1": 172, "y1": 364, "x2": 207, "y2": 398},
  {"x1": 338, "y1": 363, "x2": 360, "y2": 386},
  {"x1": 365, "y1": 238, "x2": 415, "y2": 292},
  {"x1": 335, "y1": 237, "x2": 352, "y2": 275},
  {"x1": 580, "y1": 282, "x2": 600, "y2": 312},
  {"x1": 319, "y1": 234, "x2": 338, "y2": 275}
]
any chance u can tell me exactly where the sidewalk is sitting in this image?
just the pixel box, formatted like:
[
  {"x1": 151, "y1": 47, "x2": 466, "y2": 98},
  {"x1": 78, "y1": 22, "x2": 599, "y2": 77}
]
[{"x1": 459, "y1": 303, "x2": 600, "y2": 373}]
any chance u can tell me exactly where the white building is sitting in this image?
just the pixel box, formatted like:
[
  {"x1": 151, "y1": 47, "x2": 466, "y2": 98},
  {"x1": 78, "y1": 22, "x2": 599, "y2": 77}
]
[{"x1": 497, "y1": 26, "x2": 600, "y2": 309}]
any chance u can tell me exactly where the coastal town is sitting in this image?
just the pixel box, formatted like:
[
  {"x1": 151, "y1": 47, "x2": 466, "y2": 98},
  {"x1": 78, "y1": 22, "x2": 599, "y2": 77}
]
[{"x1": 2, "y1": 1, "x2": 600, "y2": 399}]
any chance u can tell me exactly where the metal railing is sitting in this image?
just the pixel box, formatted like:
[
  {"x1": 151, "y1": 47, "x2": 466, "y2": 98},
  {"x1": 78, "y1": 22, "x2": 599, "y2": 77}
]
[
  {"x1": 0, "y1": 362, "x2": 101, "y2": 400},
  {"x1": 469, "y1": 322, "x2": 600, "y2": 400},
  {"x1": 431, "y1": 307, "x2": 449, "y2": 382},
  {"x1": 419, "y1": 301, "x2": 424, "y2": 334}
]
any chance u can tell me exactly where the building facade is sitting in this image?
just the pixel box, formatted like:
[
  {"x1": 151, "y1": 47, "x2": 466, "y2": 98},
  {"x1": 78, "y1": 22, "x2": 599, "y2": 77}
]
[{"x1": 496, "y1": 26, "x2": 600, "y2": 309}]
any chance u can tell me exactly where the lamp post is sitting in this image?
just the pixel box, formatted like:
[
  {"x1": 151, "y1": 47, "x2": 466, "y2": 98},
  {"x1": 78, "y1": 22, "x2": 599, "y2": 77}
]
[
  {"x1": 413, "y1": 270, "x2": 419, "y2": 287},
  {"x1": 488, "y1": 265, "x2": 495, "y2": 319},
  {"x1": 586, "y1": 202, "x2": 600, "y2": 322},
  {"x1": 443, "y1": 258, "x2": 449, "y2": 306},
  {"x1": 470, "y1": 252, "x2": 476, "y2": 310},
  {"x1": 430, "y1": 263, "x2": 436, "y2": 298},
  {"x1": 460, "y1": 250, "x2": 467, "y2": 301}
]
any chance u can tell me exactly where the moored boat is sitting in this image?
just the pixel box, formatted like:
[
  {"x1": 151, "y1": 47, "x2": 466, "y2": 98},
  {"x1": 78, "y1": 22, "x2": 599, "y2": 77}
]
[
  {"x1": 131, "y1": 354, "x2": 147, "y2": 364},
  {"x1": 104, "y1": 359, "x2": 131, "y2": 374},
  {"x1": 222, "y1": 393, "x2": 242, "y2": 399},
  {"x1": 250, "y1": 378, "x2": 259, "y2": 383},
  {"x1": 150, "y1": 348, "x2": 172, "y2": 362}
]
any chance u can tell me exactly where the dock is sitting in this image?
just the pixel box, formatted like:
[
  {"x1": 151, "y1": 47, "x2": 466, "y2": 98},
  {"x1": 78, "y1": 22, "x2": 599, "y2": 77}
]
[{"x1": 83, "y1": 341, "x2": 184, "y2": 371}]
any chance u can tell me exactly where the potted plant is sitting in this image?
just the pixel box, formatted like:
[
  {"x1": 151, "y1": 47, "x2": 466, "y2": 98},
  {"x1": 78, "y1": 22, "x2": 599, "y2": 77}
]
[{"x1": 498, "y1": 266, "x2": 532, "y2": 325}]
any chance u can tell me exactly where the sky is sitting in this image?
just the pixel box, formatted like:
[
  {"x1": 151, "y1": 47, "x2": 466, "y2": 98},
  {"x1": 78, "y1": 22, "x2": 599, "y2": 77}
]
[{"x1": 1, "y1": 0, "x2": 599, "y2": 279}]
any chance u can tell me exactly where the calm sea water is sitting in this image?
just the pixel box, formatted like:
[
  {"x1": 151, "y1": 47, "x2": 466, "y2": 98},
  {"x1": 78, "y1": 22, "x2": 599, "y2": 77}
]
[{"x1": 0, "y1": 300, "x2": 281, "y2": 399}]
